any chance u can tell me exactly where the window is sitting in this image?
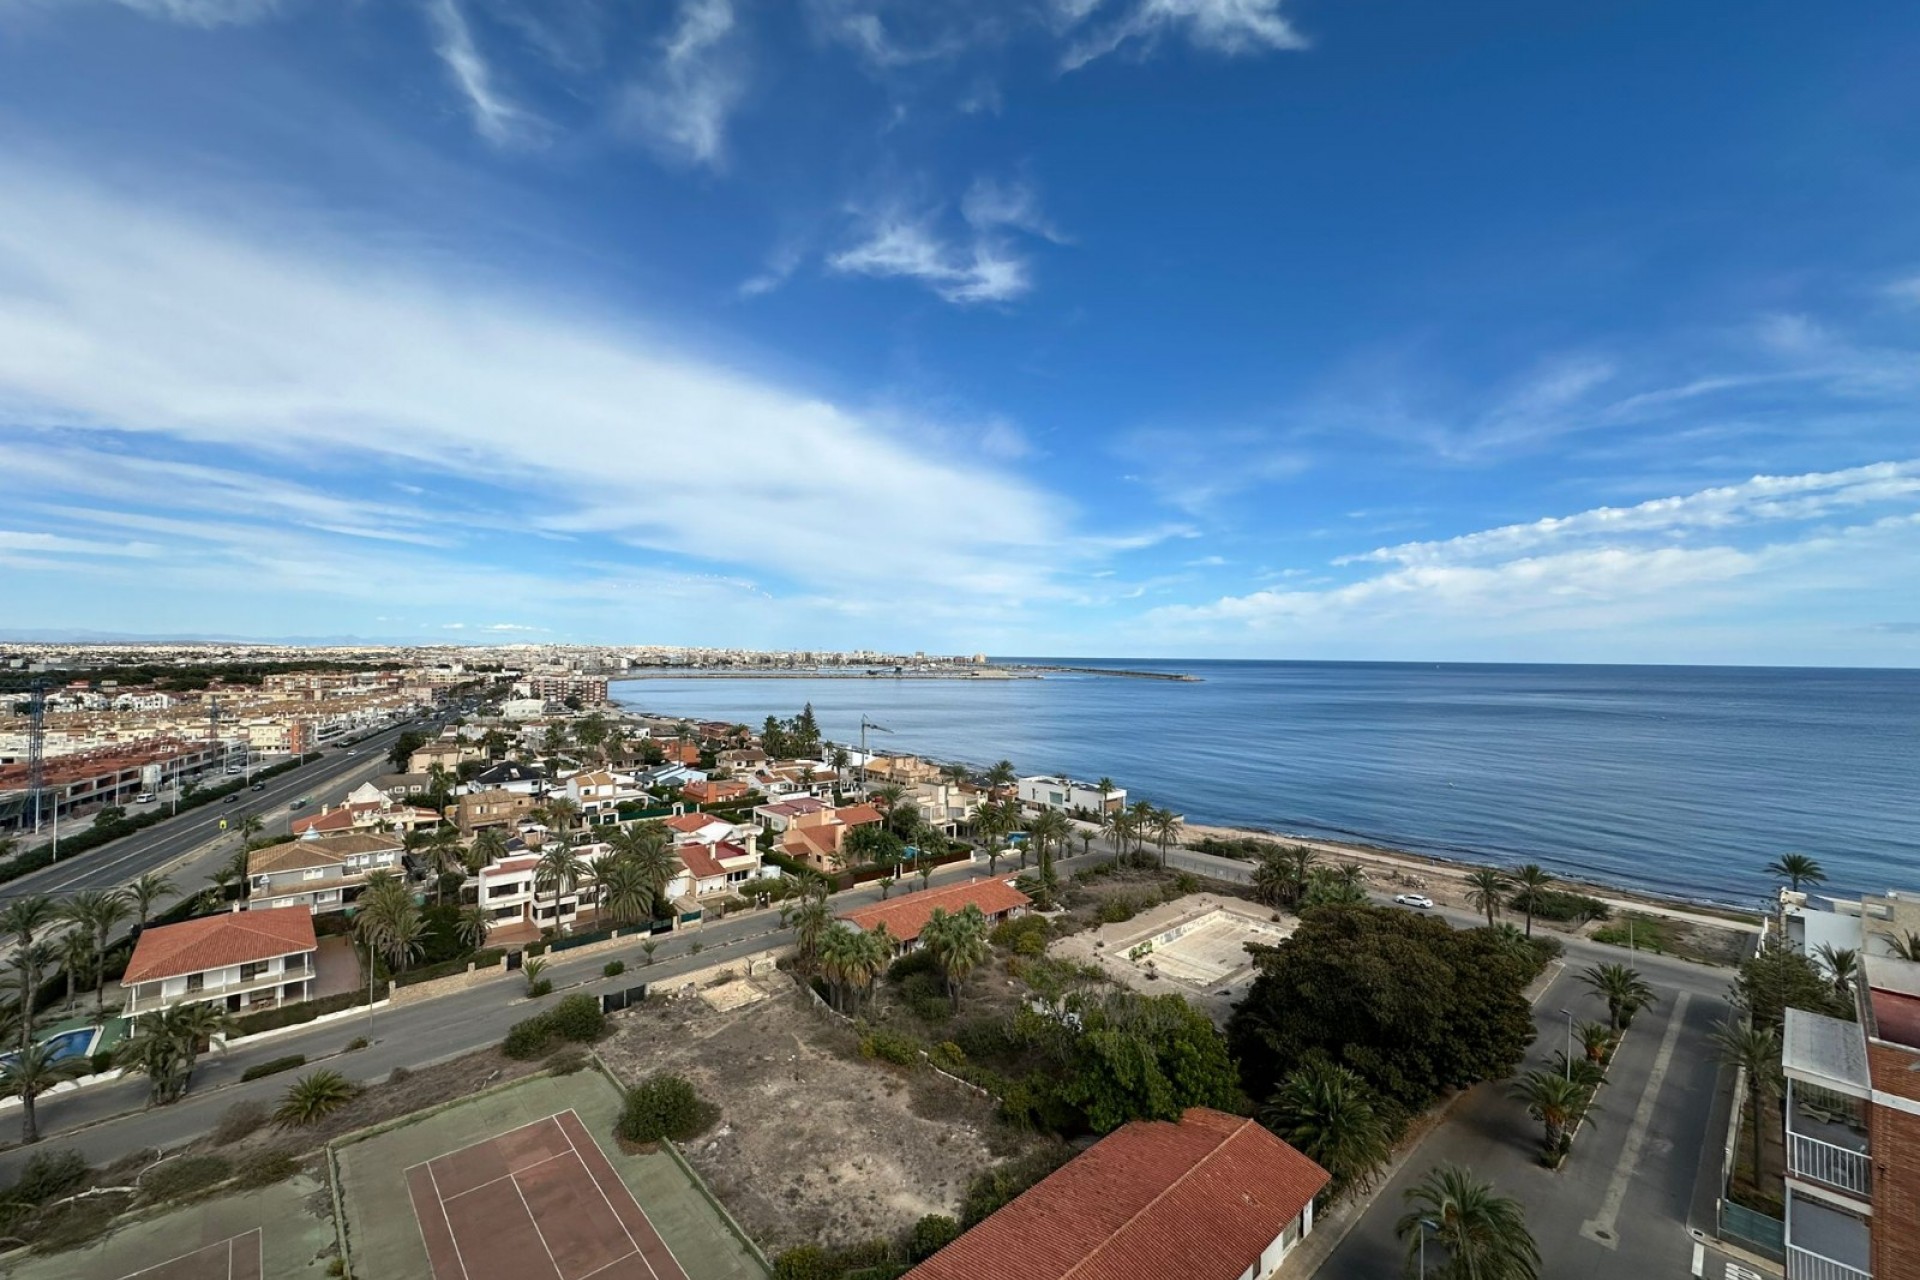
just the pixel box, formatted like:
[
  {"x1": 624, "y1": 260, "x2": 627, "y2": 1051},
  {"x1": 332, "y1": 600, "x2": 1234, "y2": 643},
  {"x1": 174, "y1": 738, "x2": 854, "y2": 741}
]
[
  {"x1": 185, "y1": 973, "x2": 205, "y2": 992},
  {"x1": 303, "y1": 868, "x2": 326, "y2": 881},
  {"x1": 240, "y1": 961, "x2": 266, "y2": 982}
]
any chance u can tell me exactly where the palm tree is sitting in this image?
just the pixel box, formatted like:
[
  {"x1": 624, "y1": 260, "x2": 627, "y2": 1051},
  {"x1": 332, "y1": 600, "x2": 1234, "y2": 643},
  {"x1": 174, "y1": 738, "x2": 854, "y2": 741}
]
[
  {"x1": 54, "y1": 927, "x2": 92, "y2": 1013},
  {"x1": 818, "y1": 923, "x2": 861, "y2": 1014},
  {"x1": 1100, "y1": 807, "x2": 1129, "y2": 864},
  {"x1": 1577, "y1": 1022, "x2": 1615, "y2": 1064},
  {"x1": 1396, "y1": 1164, "x2": 1540, "y2": 1280},
  {"x1": 1150, "y1": 809, "x2": 1183, "y2": 869},
  {"x1": 1580, "y1": 962, "x2": 1658, "y2": 1031},
  {"x1": 356, "y1": 874, "x2": 426, "y2": 974},
  {"x1": 273, "y1": 1069, "x2": 360, "y2": 1128},
  {"x1": 426, "y1": 825, "x2": 466, "y2": 904},
  {"x1": 1893, "y1": 931, "x2": 1920, "y2": 962},
  {"x1": 1259, "y1": 1061, "x2": 1391, "y2": 1199},
  {"x1": 114, "y1": 1004, "x2": 235, "y2": 1106},
  {"x1": 128, "y1": 872, "x2": 176, "y2": 928},
  {"x1": 1031, "y1": 809, "x2": 1072, "y2": 870},
  {"x1": 921, "y1": 905, "x2": 990, "y2": 1011},
  {"x1": 789, "y1": 889, "x2": 833, "y2": 978},
  {"x1": 1815, "y1": 944, "x2": 1860, "y2": 999},
  {"x1": 1765, "y1": 853, "x2": 1826, "y2": 893},
  {"x1": 985, "y1": 760, "x2": 1017, "y2": 791},
  {"x1": 534, "y1": 842, "x2": 586, "y2": 929},
  {"x1": 0, "y1": 1040, "x2": 88, "y2": 1144},
  {"x1": 470, "y1": 825, "x2": 508, "y2": 869},
  {"x1": 1509, "y1": 1069, "x2": 1592, "y2": 1160},
  {"x1": 542, "y1": 795, "x2": 581, "y2": 837},
  {"x1": 1095, "y1": 777, "x2": 1116, "y2": 814},
  {"x1": 1510, "y1": 865, "x2": 1551, "y2": 937},
  {"x1": 455, "y1": 904, "x2": 490, "y2": 952},
  {"x1": 940, "y1": 762, "x2": 971, "y2": 787},
  {"x1": 609, "y1": 821, "x2": 678, "y2": 919},
  {"x1": 1, "y1": 894, "x2": 58, "y2": 951},
  {"x1": 1465, "y1": 867, "x2": 1512, "y2": 928},
  {"x1": 1712, "y1": 1016, "x2": 1781, "y2": 1187},
  {"x1": 597, "y1": 855, "x2": 652, "y2": 928},
  {"x1": 8, "y1": 941, "x2": 55, "y2": 1053},
  {"x1": 63, "y1": 889, "x2": 131, "y2": 1018}
]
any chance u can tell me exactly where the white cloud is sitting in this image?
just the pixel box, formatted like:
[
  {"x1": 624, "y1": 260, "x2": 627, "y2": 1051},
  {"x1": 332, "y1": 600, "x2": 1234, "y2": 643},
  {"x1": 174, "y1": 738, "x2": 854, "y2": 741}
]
[
  {"x1": 828, "y1": 177, "x2": 1064, "y2": 305},
  {"x1": 1061, "y1": 0, "x2": 1307, "y2": 71},
  {"x1": 618, "y1": 0, "x2": 745, "y2": 169},
  {"x1": 0, "y1": 160, "x2": 1100, "y2": 617},
  {"x1": 95, "y1": 0, "x2": 281, "y2": 24},
  {"x1": 425, "y1": 0, "x2": 548, "y2": 148}
]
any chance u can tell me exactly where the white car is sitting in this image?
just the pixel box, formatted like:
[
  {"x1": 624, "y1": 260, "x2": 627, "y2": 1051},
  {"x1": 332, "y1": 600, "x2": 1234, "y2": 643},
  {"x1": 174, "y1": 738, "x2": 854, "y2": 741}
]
[
  {"x1": 1394, "y1": 893, "x2": 1434, "y2": 909},
  {"x1": 133, "y1": 792, "x2": 157, "y2": 804}
]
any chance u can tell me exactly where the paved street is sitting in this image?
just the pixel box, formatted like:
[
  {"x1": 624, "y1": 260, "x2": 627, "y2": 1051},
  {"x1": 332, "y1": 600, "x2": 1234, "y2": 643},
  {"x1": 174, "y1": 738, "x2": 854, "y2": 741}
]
[{"x1": 0, "y1": 721, "x2": 422, "y2": 911}]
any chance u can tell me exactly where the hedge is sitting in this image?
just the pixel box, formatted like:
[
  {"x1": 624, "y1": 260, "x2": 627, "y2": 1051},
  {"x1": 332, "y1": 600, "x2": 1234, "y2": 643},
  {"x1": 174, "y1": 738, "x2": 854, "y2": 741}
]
[
  {"x1": 239, "y1": 1055, "x2": 306, "y2": 1082},
  {"x1": 501, "y1": 993, "x2": 604, "y2": 1059},
  {"x1": 232, "y1": 989, "x2": 370, "y2": 1038},
  {"x1": 390, "y1": 948, "x2": 503, "y2": 988}
]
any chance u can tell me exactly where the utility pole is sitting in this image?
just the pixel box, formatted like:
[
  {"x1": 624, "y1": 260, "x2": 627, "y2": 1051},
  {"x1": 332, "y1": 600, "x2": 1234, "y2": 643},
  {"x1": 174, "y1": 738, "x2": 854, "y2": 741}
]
[{"x1": 25, "y1": 681, "x2": 45, "y2": 836}]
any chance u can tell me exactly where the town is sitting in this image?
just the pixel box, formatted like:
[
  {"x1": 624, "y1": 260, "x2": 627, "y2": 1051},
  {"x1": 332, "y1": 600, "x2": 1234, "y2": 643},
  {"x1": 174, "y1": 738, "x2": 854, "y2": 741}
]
[{"x1": 0, "y1": 650, "x2": 1905, "y2": 1280}]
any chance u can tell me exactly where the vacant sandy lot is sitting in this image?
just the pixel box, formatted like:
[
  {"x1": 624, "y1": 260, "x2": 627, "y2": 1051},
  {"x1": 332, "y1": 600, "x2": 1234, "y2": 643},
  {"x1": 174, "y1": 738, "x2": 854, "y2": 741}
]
[{"x1": 596, "y1": 985, "x2": 1047, "y2": 1253}]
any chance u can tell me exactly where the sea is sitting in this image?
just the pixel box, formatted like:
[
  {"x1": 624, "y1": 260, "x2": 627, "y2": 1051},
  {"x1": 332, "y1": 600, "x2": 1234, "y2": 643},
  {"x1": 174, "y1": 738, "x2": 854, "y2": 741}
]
[{"x1": 612, "y1": 660, "x2": 1920, "y2": 909}]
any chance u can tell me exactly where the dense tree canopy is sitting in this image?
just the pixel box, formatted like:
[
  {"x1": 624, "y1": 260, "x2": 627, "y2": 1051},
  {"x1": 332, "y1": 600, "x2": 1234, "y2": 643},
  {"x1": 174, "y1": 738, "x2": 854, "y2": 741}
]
[
  {"x1": 1013, "y1": 991, "x2": 1241, "y2": 1135},
  {"x1": 1227, "y1": 906, "x2": 1541, "y2": 1121}
]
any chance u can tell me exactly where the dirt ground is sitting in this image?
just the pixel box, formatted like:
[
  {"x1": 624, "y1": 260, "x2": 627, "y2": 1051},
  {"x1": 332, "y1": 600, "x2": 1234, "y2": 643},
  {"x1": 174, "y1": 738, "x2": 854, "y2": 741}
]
[{"x1": 595, "y1": 987, "x2": 1049, "y2": 1254}]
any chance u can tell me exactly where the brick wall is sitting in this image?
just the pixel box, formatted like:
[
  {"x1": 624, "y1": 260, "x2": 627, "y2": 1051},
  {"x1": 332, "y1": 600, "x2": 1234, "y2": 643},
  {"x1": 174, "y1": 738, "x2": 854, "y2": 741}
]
[{"x1": 1871, "y1": 1100, "x2": 1920, "y2": 1280}]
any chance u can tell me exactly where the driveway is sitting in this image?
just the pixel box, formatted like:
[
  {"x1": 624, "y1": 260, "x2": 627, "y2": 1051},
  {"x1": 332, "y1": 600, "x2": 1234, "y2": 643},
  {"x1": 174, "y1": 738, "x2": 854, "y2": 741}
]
[{"x1": 1314, "y1": 954, "x2": 1733, "y2": 1278}]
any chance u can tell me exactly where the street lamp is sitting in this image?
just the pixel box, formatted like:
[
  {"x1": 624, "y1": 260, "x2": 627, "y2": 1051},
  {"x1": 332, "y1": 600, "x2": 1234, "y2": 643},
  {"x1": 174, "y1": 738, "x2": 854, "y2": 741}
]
[
  {"x1": 1416, "y1": 1218, "x2": 1439, "y2": 1277},
  {"x1": 1560, "y1": 1008, "x2": 1576, "y2": 1081}
]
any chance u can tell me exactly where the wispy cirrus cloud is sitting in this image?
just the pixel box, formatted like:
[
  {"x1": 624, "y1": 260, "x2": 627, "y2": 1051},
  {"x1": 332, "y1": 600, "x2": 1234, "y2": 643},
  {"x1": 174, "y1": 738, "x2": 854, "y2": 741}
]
[
  {"x1": 617, "y1": 0, "x2": 745, "y2": 169},
  {"x1": 81, "y1": 0, "x2": 282, "y2": 25},
  {"x1": 829, "y1": 177, "x2": 1063, "y2": 304},
  {"x1": 1058, "y1": 0, "x2": 1308, "y2": 72},
  {"x1": 425, "y1": 0, "x2": 548, "y2": 148}
]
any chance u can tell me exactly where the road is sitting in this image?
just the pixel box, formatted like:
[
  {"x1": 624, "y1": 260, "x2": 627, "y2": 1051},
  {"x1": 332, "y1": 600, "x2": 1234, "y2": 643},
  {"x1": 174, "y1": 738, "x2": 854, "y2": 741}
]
[{"x1": 0, "y1": 720, "x2": 425, "y2": 909}]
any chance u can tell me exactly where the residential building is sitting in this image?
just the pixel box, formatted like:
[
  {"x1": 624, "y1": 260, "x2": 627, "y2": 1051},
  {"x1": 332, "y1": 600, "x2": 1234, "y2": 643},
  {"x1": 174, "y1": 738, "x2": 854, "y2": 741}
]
[
  {"x1": 839, "y1": 877, "x2": 1030, "y2": 952},
  {"x1": 408, "y1": 738, "x2": 472, "y2": 775},
  {"x1": 903, "y1": 1107, "x2": 1328, "y2": 1280},
  {"x1": 683, "y1": 778, "x2": 749, "y2": 806},
  {"x1": 457, "y1": 787, "x2": 541, "y2": 834},
  {"x1": 753, "y1": 797, "x2": 830, "y2": 833},
  {"x1": 249, "y1": 831, "x2": 405, "y2": 913},
  {"x1": 864, "y1": 755, "x2": 941, "y2": 786},
  {"x1": 663, "y1": 812, "x2": 737, "y2": 846},
  {"x1": 634, "y1": 763, "x2": 705, "y2": 792},
  {"x1": 566, "y1": 768, "x2": 641, "y2": 825},
  {"x1": 475, "y1": 840, "x2": 621, "y2": 939},
  {"x1": 716, "y1": 748, "x2": 770, "y2": 776},
  {"x1": 908, "y1": 780, "x2": 983, "y2": 833},
  {"x1": 466, "y1": 760, "x2": 548, "y2": 794},
  {"x1": 672, "y1": 838, "x2": 763, "y2": 899},
  {"x1": 1786, "y1": 889, "x2": 1920, "y2": 961},
  {"x1": 520, "y1": 674, "x2": 609, "y2": 704},
  {"x1": 1779, "y1": 951, "x2": 1920, "y2": 1280},
  {"x1": 121, "y1": 910, "x2": 318, "y2": 1016},
  {"x1": 1018, "y1": 775, "x2": 1127, "y2": 816},
  {"x1": 369, "y1": 771, "x2": 432, "y2": 800},
  {"x1": 776, "y1": 802, "x2": 884, "y2": 872}
]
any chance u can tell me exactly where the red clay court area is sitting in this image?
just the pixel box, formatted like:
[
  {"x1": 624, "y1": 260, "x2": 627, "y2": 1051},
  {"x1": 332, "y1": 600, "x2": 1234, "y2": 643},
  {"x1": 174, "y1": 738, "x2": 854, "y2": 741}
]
[
  {"x1": 405, "y1": 1109, "x2": 689, "y2": 1280},
  {"x1": 118, "y1": 1228, "x2": 263, "y2": 1280}
]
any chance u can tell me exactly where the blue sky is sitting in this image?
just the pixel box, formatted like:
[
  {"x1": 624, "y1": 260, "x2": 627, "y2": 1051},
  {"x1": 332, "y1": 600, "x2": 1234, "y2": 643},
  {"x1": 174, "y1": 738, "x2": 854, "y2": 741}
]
[{"x1": 1, "y1": 0, "x2": 1917, "y2": 664}]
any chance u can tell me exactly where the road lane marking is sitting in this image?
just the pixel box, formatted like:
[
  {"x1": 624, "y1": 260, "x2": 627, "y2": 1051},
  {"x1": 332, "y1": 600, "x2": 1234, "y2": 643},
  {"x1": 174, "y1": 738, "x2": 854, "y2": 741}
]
[{"x1": 1581, "y1": 989, "x2": 1692, "y2": 1248}]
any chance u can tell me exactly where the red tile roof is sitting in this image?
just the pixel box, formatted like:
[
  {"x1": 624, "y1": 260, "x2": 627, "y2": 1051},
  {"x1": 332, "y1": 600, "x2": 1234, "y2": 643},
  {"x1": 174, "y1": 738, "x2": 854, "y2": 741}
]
[
  {"x1": 834, "y1": 803, "x2": 883, "y2": 826},
  {"x1": 665, "y1": 813, "x2": 724, "y2": 834},
  {"x1": 904, "y1": 1108, "x2": 1328, "y2": 1280},
  {"x1": 679, "y1": 842, "x2": 725, "y2": 879},
  {"x1": 840, "y1": 877, "x2": 1030, "y2": 946},
  {"x1": 291, "y1": 808, "x2": 355, "y2": 835},
  {"x1": 123, "y1": 910, "x2": 318, "y2": 985}
]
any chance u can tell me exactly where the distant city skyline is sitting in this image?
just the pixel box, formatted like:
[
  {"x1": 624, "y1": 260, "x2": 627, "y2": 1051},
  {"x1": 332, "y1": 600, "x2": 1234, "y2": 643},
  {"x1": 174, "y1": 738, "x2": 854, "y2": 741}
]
[{"x1": 0, "y1": 2, "x2": 1917, "y2": 665}]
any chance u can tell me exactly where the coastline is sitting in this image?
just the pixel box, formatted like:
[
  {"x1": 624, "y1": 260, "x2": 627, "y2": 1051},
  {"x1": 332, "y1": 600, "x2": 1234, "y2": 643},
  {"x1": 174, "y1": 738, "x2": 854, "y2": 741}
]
[{"x1": 1176, "y1": 819, "x2": 1764, "y2": 931}]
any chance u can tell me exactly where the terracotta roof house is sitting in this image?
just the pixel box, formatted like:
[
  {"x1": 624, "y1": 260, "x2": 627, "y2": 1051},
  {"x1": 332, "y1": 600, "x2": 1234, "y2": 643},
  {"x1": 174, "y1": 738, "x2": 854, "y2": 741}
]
[
  {"x1": 683, "y1": 778, "x2": 749, "y2": 805},
  {"x1": 121, "y1": 909, "x2": 319, "y2": 1017},
  {"x1": 669, "y1": 839, "x2": 762, "y2": 900},
  {"x1": 839, "y1": 878, "x2": 1030, "y2": 951},
  {"x1": 249, "y1": 831, "x2": 404, "y2": 914},
  {"x1": 904, "y1": 1108, "x2": 1330, "y2": 1280},
  {"x1": 663, "y1": 812, "x2": 734, "y2": 843}
]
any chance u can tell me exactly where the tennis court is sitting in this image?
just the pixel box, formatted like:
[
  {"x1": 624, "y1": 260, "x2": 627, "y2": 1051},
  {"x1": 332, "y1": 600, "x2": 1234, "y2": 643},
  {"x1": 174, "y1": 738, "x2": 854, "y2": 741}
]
[
  {"x1": 405, "y1": 1110, "x2": 686, "y2": 1280},
  {"x1": 116, "y1": 1230, "x2": 263, "y2": 1280}
]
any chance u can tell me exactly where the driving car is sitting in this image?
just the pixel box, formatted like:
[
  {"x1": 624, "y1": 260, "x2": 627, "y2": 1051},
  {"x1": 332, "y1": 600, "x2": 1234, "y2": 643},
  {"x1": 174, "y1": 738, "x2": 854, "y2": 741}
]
[
  {"x1": 251, "y1": 782, "x2": 266, "y2": 791},
  {"x1": 1393, "y1": 893, "x2": 1435, "y2": 909},
  {"x1": 134, "y1": 792, "x2": 156, "y2": 804},
  {"x1": 223, "y1": 794, "x2": 240, "y2": 804}
]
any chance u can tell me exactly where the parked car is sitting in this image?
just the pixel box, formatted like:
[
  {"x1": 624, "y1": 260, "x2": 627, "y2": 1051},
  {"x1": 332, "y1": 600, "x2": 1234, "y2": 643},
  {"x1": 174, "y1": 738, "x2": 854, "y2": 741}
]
[
  {"x1": 133, "y1": 792, "x2": 156, "y2": 804},
  {"x1": 1393, "y1": 893, "x2": 1434, "y2": 909}
]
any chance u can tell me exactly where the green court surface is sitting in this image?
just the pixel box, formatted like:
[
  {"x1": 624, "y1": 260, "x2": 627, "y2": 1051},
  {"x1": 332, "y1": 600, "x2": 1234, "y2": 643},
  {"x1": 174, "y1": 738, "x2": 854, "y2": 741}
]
[
  {"x1": 334, "y1": 1069, "x2": 768, "y2": 1280},
  {"x1": 1, "y1": 1173, "x2": 337, "y2": 1280}
]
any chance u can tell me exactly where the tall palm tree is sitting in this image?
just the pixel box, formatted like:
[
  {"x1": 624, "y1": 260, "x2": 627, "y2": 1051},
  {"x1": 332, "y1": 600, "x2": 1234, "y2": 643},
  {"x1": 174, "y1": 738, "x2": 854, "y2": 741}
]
[
  {"x1": 1396, "y1": 1163, "x2": 1540, "y2": 1280},
  {"x1": 1509, "y1": 865, "x2": 1551, "y2": 937},
  {"x1": 128, "y1": 872, "x2": 176, "y2": 929},
  {"x1": 54, "y1": 927, "x2": 92, "y2": 1013},
  {"x1": 1893, "y1": 931, "x2": 1920, "y2": 963},
  {"x1": 788, "y1": 889, "x2": 833, "y2": 978},
  {"x1": 0, "y1": 895, "x2": 58, "y2": 951},
  {"x1": 455, "y1": 903, "x2": 491, "y2": 952},
  {"x1": 818, "y1": 923, "x2": 860, "y2": 1014},
  {"x1": 8, "y1": 940, "x2": 56, "y2": 1053},
  {"x1": 1259, "y1": 1061, "x2": 1391, "y2": 1199},
  {"x1": 940, "y1": 762, "x2": 971, "y2": 787},
  {"x1": 1765, "y1": 853, "x2": 1826, "y2": 894},
  {"x1": 1095, "y1": 777, "x2": 1116, "y2": 814},
  {"x1": 355, "y1": 874, "x2": 426, "y2": 973},
  {"x1": 427, "y1": 824, "x2": 466, "y2": 904},
  {"x1": 1150, "y1": 809, "x2": 1183, "y2": 869},
  {"x1": 1509, "y1": 1069, "x2": 1592, "y2": 1160},
  {"x1": 63, "y1": 889, "x2": 132, "y2": 1018},
  {"x1": 470, "y1": 826, "x2": 509, "y2": 871},
  {"x1": 534, "y1": 842, "x2": 586, "y2": 930},
  {"x1": 921, "y1": 904, "x2": 990, "y2": 1011},
  {"x1": 985, "y1": 760, "x2": 1017, "y2": 791},
  {"x1": 609, "y1": 821, "x2": 678, "y2": 919},
  {"x1": 1100, "y1": 807, "x2": 1129, "y2": 863},
  {"x1": 1712, "y1": 1016, "x2": 1782, "y2": 1187},
  {"x1": 1815, "y1": 944, "x2": 1860, "y2": 999},
  {"x1": 542, "y1": 795, "x2": 581, "y2": 837},
  {"x1": 1466, "y1": 867, "x2": 1512, "y2": 928},
  {"x1": 1580, "y1": 962, "x2": 1658, "y2": 1031},
  {"x1": 0, "y1": 1040, "x2": 88, "y2": 1144}
]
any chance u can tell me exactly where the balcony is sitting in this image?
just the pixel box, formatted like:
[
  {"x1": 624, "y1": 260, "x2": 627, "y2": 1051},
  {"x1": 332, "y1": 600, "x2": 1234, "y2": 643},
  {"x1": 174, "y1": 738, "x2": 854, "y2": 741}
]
[
  {"x1": 1785, "y1": 1191, "x2": 1871, "y2": 1280},
  {"x1": 1786, "y1": 1082, "x2": 1871, "y2": 1200}
]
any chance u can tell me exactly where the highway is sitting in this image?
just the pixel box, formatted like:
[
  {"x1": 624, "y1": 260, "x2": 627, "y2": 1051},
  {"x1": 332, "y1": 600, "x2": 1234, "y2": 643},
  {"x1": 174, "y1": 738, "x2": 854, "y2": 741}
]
[{"x1": 0, "y1": 719, "x2": 427, "y2": 908}]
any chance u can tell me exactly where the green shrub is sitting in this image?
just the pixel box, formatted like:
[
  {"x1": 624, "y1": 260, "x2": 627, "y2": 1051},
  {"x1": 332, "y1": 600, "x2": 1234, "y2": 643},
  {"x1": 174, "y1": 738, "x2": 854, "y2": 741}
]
[
  {"x1": 545, "y1": 993, "x2": 606, "y2": 1043},
  {"x1": 212, "y1": 1101, "x2": 269, "y2": 1147},
  {"x1": 990, "y1": 915, "x2": 1050, "y2": 957},
  {"x1": 344, "y1": 1037, "x2": 369, "y2": 1052},
  {"x1": 907, "y1": 1214, "x2": 960, "y2": 1262},
  {"x1": 233, "y1": 1149, "x2": 300, "y2": 1190},
  {"x1": 6, "y1": 1149, "x2": 90, "y2": 1205},
  {"x1": 141, "y1": 1155, "x2": 232, "y2": 1203},
  {"x1": 1512, "y1": 889, "x2": 1611, "y2": 923},
  {"x1": 773, "y1": 1246, "x2": 834, "y2": 1280},
  {"x1": 273, "y1": 1070, "x2": 360, "y2": 1128},
  {"x1": 886, "y1": 948, "x2": 941, "y2": 983},
  {"x1": 503, "y1": 1017, "x2": 559, "y2": 1060},
  {"x1": 1096, "y1": 896, "x2": 1141, "y2": 924},
  {"x1": 549, "y1": 1049, "x2": 588, "y2": 1076},
  {"x1": 527, "y1": 978, "x2": 555, "y2": 998},
  {"x1": 962, "y1": 1150, "x2": 1073, "y2": 1226},
  {"x1": 616, "y1": 1073, "x2": 714, "y2": 1144},
  {"x1": 604, "y1": 959, "x2": 626, "y2": 977},
  {"x1": 232, "y1": 990, "x2": 367, "y2": 1037},
  {"x1": 858, "y1": 1028, "x2": 922, "y2": 1067},
  {"x1": 240, "y1": 1054, "x2": 306, "y2": 1082}
]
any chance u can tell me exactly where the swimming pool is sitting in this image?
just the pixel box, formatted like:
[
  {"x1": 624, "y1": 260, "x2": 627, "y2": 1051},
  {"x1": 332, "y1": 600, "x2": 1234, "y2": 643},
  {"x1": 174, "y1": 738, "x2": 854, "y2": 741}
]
[{"x1": 0, "y1": 1026, "x2": 102, "y2": 1071}]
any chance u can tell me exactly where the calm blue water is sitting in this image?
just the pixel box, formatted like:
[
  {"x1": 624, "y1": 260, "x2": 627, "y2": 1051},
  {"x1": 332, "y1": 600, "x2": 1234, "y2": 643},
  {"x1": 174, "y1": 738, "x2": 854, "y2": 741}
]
[{"x1": 614, "y1": 661, "x2": 1920, "y2": 908}]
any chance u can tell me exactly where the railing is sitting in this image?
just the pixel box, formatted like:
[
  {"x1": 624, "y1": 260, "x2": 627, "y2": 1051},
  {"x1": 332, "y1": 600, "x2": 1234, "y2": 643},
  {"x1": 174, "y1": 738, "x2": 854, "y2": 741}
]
[
  {"x1": 1788, "y1": 1245, "x2": 1871, "y2": 1280},
  {"x1": 1790, "y1": 1132, "x2": 1872, "y2": 1198}
]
